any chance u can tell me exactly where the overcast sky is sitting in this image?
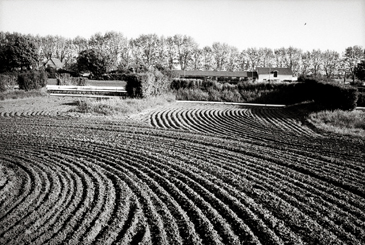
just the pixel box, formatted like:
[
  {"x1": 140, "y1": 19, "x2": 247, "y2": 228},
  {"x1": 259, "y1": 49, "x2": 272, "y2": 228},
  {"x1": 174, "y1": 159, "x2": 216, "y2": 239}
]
[{"x1": 0, "y1": 0, "x2": 364, "y2": 53}]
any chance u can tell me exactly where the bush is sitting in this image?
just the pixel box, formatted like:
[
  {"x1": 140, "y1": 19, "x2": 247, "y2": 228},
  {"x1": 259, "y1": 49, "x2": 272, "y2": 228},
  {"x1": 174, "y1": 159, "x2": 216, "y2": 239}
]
[
  {"x1": 56, "y1": 73, "x2": 87, "y2": 86},
  {"x1": 171, "y1": 78, "x2": 203, "y2": 90},
  {"x1": 309, "y1": 109, "x2": 365, "y2": 137},
  {"x1": 17, "y1": 70, "x2": 47, "y2": 91},
  {"x1": 311, "y1": 81, "x2": 358, "y2": 110},
  {"x1": 171, "y1": 77, "x2": 359, "y2": 109},
  {"x1": 357, "y1": 93, "x2": 365, "y2": 107},
  {"x1": 0, "y1": 74, "x2": 17, "y2": 92},
  {"x1": 175, "y1": 88, "x2": 209, "y2": 101},
  {"x1": 125, "y1": 69, "x2": 171, "y2": 98},
  {"x1": 75, "y1": 93, "x2": 175, "y2": 115}
]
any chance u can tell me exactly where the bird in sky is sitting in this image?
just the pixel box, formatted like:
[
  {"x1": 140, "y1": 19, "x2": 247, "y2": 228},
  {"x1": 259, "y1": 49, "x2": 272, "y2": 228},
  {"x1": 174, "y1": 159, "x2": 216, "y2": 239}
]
[{"x1": 304, "y1": 23, "x2": 307, "y2": 25}]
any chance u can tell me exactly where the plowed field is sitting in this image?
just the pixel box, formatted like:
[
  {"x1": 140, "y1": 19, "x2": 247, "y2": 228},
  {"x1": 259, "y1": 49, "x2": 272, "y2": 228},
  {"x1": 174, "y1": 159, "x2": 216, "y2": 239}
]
[{"x1": 1, "y1": 102, "x2": 364, "y2": 244}]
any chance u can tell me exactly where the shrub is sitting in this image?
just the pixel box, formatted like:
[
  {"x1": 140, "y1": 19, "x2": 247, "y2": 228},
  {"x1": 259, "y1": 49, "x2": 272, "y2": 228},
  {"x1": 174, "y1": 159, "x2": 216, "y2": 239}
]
[
  {"x1": 309, "y1": 109, "x2": 365, "y2": 137},
  {"x1": 175, "y1": 88, "x2": 209, "y2": 101},
  {"x1": 75, "y1": 93, "x2": 175, "y2": 115},
  {"x1": 357, "y1": 93, "x2": 365, "y2": 107},
  {"x1": 0, "y1": 74, "x2": 17, "y2": 92},
  {"x1": 171, "y1": 78, "x2": 203, "y2": 90},
  {"x1": 125, "y1": 69, "x2": 171, "y2": 98},
  {"x1": 220, "y1": 89, "x2": 243, "y2": 102},
  {"x1": 56, "y1": 73, "x2": 87, "y2": 86},
  {"x1": 17, "y1": 69, "x2": 47, "y2": 91},
  {"x1": 311, "y1": 81, "x2": 358, "y2": 110},
  {"x1": 0, "y1": 90, "x2": 47, "y2": 101}
]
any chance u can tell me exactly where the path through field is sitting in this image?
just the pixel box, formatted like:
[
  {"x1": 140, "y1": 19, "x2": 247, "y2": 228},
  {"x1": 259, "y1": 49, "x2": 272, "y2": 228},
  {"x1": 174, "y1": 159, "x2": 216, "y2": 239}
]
[{"x1": 0, "y1": 102, "x2": 364, "y2": 244}]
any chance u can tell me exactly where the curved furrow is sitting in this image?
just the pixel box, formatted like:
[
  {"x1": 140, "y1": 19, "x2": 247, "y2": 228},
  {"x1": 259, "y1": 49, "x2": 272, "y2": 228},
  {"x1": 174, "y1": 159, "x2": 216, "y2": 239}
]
[
  {"x1": 166, "y1": 139, "x2": 365, "y2": 242},
  {"x1": 44, "y1": 137, "x2": 257, "y2": 244},
  {"x1": 82, "y1": 140, "x2": 279, "y2": 244},
  {"x1": 149, "y1": 110, "x2": 163, "y2": 128},
  {"x1": 3, "y1": 154, "x2": 61, "y2": 244},
  {"x1": 179, "y1": 109, "x2": 203, "y2": 132},
  {"x1": 115, "y1": 130, "x2": 362, "y2": 243},
  {"x1": 0, "y1": 155, "x2": 44, "y2": 240},
  {"x1": 56, "y1": 143, "x2": 218, "y2": 244},
  {"x1": 173, "y1": 107, "x2": 195, "y2": 131},
  {"x1": 39, "y1": 156, "x2": 95, "y2": 244},
  {"x1": 163, "y1": 108, "x2": 183, "y2": 130},
  {"x1": 1, "y1": 103, "x2": 364, "y2": 244},
  {"x1": 0, "y1": 161, "x2": 23, "y2": 213}
]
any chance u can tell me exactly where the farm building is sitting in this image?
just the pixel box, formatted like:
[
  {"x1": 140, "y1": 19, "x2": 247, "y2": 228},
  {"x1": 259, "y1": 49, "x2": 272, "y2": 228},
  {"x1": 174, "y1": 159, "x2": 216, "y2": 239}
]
[
  {"x1": 173, "y1": 68, "x2": 296, "y2": 82},
  {"x1": 173, "y1": 70, "x2": 256, "y2": 82},
  {"x1": 256, "y1": 67, "x2": 297, "y2": 82},
  {"x1": 43, "y1": 58, "x2": 64, "y2": 70}
]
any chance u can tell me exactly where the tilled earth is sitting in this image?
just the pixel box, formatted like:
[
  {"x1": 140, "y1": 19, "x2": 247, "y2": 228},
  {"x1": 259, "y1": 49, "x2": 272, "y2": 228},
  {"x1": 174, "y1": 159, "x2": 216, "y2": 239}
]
[{"x1": 0, "y1": 98, "x2": 364, "y2": 244}]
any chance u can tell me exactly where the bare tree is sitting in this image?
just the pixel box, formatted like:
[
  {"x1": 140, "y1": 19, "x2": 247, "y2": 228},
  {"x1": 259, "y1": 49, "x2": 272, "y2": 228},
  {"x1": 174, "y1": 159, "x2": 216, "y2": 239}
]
[
  {"x1": 260, "y1": 48, "x2": 274, "y2": 67},
  {"x1": 283, "y1": 47, "x2": 302, "y2": 75},
  {"x1": 225, "y1": 46, "x2": 240, "y2": 71},
  {"x1": 273, "y1": 48, "x2": 286, "y2": 67},
  {"x1": 343, "y1": 45, "x2": 364, "y2": 82},
  {"x1": 165, "y1": 36, "x2": 178, "y2": 70},
  {"x1": 130, "y1": 34, "x2": 161, "y2": 68},
  {"x1": 211, "y1": 42, "x2": 231, "y2": 71},
  {"x1": 300, "y1": 51, "x2": 312, "y2": 76},
  {"x1": 201, "y1": 46, "x2": 214, "y2": 71},
  {"x1": 310, "y1": 49, "x2": 323, "y2": 78},
  {"x1": 190, "y1": 47, "x2": 203, "y2": 70},
  {"x1": 321, "y1": 50, "x2": 340, "y2": 80},
  {"x1": 244, "y1": 47, "x2": 262, "y2": 70},
  {"x1": 173, "y1": 34, "x2": 197, "y2": 70}
]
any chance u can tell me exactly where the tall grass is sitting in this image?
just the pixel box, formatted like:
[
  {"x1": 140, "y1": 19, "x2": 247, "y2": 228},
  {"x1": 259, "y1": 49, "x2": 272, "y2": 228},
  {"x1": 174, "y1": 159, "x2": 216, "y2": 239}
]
[
  {"x1": 309, "y1": 109, "x2": 365, "y2": 137},
  {"x1": 75, "y1": 93, "x2": 175, "y2": 115},
  {"x1": 0, "y1": 90, "x2": 47, "y2": 100}
]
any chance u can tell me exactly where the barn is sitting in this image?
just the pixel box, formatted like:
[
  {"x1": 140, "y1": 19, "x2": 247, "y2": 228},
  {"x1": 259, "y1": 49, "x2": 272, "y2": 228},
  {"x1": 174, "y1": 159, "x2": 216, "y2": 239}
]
[{"x1": 173, "y1": 70, "x2": 255, "y2": 82}]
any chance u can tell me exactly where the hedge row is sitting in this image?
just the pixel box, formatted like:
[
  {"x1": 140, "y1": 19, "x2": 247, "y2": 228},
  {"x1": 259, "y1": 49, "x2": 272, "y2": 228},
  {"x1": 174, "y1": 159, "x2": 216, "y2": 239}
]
[
  {"x1": 125, "y1": 69, "x2": 171, "y2": 98},
  {"x1": 171, "y1": 79, "x2": 239, "y2": 91},
  {"x1": 56, "y1": 73, "x2": 87, "y2": 86},
  {"x1": 357, "y1": 92, "x2": 365, "y2": 107},
  {"x1": 173, "y1": 78, "x2": 359, "y2": 110},
  {"x1": 0, "y1": 74, "x2": 17, "y2": 92},
  {"x1": 18, "y1": 70, "x2": 48, "y2": 91}
]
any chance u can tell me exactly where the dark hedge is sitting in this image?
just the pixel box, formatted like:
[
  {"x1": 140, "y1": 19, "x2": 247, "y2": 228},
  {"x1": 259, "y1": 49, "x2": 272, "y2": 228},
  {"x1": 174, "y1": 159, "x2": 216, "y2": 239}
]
[{"x1": 17, "y1": 70, "x2": 48, "y2": 91}]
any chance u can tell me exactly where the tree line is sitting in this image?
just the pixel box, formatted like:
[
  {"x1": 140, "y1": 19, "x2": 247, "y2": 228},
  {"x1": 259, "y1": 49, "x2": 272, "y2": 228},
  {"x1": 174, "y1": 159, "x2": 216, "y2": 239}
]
[{"x1": 0, "y1": 31, "x2": 364, "y2": 81}]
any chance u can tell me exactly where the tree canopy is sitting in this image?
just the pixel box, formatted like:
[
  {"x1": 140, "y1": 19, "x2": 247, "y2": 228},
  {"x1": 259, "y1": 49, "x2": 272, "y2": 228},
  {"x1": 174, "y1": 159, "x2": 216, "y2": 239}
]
[
  {"x1": 0, "y1": 31, "x2": 364, "y2": 82},
  {"x1": 354, "y1": 60, "x2": 365, "y2": 82},
  {"x1": 77, "y1": 49, "x2": 108, "y2": 78},
  {"x1": 0, "y1": 33, "x2": 38, "y2": 72}
]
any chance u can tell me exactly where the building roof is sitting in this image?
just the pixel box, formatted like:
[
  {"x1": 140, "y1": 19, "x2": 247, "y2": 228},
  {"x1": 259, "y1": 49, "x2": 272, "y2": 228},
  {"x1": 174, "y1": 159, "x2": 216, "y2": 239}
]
[
  {"x1": 44, "y1": 58, "x2": 64, "y2": 69},
  {"x1": 173, "y1": 70, "x2": 248, "y2": 77},
  {"x1": 256, "y1": 67, "x2": 293, "y2": 76}
]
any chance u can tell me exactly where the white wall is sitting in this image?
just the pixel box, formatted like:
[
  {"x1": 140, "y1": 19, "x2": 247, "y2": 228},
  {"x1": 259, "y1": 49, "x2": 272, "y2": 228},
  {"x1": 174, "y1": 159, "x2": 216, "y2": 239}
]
[{"x1": 258, "y1": 74, "x2": 296, "y2": 82}]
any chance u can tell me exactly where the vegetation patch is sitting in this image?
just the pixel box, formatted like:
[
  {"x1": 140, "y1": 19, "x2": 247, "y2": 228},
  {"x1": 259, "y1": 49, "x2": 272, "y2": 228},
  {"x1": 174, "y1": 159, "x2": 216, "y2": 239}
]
[
  {"x1": 125, "y1": 69, "x2": 171, "y2": 98},
  {"x1": 309, "y1": 109, "x2": 365, "y2": 137},
  {"x1": 56, "y1": 73, "x2": 88, "y2": 86},
  {"x1": 0, "y1": 74, "x2": 17, "y2": 92},
  {"x1": 172, "y1": 79, "x2": 359, "y2": 110},
  {"x1": 74, "y1": 93, "x2": 175, "y2": 115},
  {"x1": 17, "y1": 70, "x2": 48, "y2": 91},
  {"x1": 0, "y1": 90, "x2": 47, "y2": 101}
]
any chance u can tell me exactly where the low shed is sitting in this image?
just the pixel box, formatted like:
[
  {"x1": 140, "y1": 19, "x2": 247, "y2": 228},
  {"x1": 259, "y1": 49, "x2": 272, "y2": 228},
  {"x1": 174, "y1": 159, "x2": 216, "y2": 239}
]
[{"x1": 173, "y1": 70, "x2": 253, "y2": 81}]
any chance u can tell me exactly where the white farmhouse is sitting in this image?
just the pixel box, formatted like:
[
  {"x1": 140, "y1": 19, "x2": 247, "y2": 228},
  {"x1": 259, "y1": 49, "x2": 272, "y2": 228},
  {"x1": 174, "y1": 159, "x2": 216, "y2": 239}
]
[{"x1": 256, "y1": 67, "x2": 297, "y2": 82}]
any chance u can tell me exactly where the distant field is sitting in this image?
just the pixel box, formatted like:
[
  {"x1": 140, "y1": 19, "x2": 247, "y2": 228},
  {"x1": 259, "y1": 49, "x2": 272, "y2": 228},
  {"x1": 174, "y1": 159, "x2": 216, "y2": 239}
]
[{"x1": 47, "y1": 78, "x2": 126, "y2": 87}]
